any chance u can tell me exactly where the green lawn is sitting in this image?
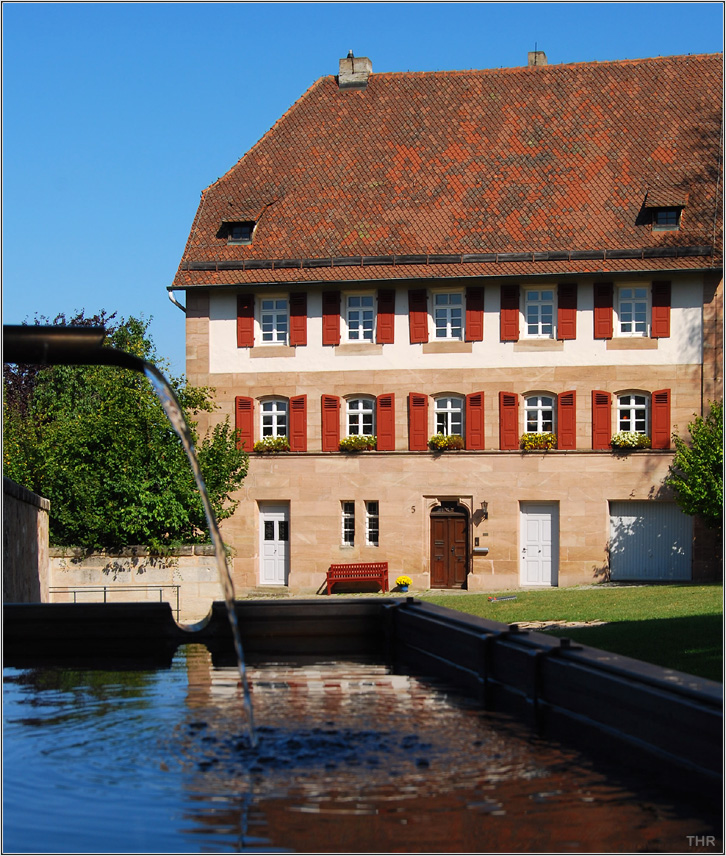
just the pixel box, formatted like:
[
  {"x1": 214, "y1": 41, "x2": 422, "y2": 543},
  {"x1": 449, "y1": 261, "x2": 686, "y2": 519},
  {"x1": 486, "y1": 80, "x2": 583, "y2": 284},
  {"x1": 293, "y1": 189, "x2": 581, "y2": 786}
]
[{"x1": 418, "y1": 584, "x2": 723, "y2": 682}]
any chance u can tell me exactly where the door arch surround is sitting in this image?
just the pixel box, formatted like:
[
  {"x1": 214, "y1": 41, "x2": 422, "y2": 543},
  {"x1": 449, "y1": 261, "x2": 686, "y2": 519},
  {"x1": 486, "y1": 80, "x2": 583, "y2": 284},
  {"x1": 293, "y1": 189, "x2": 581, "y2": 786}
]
[{"x1": 429, "y1": 500, "x2": 470, "y2": 589}]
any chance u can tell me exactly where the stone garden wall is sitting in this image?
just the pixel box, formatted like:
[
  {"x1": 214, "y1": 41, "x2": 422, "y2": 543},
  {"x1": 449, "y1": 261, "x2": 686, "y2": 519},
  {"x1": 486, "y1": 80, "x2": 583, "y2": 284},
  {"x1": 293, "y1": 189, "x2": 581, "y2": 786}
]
[
  {"x1": 48, "y1": 546, "x2": 225, "y2": 624},
  {"x1": 3, "y1": 477, "x2": 50, "y2": 604}
]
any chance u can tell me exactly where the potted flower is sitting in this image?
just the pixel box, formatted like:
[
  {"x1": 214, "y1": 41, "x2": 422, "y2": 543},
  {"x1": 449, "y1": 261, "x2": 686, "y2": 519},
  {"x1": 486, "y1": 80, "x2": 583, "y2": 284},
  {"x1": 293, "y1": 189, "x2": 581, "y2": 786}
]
[
  {"x1": 429, "y1": 433, "x2": 465, "y2": 451},
  {"x1": 253, "y1": 435, "x2": 291, "y2": 453},
  {"x1": 610, "y1": 431, "x2": 652, "y2": 450},
  {"x1": 520, "y1": 432, "x2": 557, "y2": 451},
  {"x1": 396, "y1": 575, "x2": 413, "y2": 593},
  {"x1": 339, "y1": 434, "x2": 377, "y2": 452}
]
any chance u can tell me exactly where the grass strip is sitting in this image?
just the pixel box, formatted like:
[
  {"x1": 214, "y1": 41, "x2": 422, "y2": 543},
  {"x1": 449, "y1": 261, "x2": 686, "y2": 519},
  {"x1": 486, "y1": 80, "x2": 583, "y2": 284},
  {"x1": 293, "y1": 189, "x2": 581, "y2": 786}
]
[{"x1": 419, "y1": 583, "x2": 723, "y2": 682}]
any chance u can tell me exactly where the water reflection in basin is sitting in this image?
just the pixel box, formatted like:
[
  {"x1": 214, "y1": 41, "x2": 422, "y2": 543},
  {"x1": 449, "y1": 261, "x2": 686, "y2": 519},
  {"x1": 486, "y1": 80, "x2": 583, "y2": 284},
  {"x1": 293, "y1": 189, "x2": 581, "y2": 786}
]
[{"x1": 3, "y1": 644, "x2": 720, "y2": 853}]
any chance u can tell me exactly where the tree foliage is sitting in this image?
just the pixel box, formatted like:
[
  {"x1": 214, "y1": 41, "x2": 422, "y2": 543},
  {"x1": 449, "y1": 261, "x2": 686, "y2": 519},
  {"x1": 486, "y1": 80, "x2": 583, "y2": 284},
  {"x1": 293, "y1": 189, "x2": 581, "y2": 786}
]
[
  {"x1": 4, "y1": 313, "x2": 248, "y2": 549},
  {"x1": 665, "y1": 401, "x2": 723, "y2": 532}
]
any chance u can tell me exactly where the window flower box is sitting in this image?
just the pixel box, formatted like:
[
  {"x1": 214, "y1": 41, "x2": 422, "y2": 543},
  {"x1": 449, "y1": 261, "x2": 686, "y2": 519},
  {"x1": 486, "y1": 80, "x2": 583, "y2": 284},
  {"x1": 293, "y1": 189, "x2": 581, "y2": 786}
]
[
  {"x1": 610, "y1": 431, "x2": 651, "y2": 450},
  {"x1": 253, "y1": 436, "x2": 291, "y2": 453},
  {"x1": 429, "y1": 433, "x2": 465, "y2": 451},
  {"x1": 339, "y1": 435, "x2": 377, "y2": 452},
  {"x1": 520, "y1": 432, "x2": 557, "y2": 451}
]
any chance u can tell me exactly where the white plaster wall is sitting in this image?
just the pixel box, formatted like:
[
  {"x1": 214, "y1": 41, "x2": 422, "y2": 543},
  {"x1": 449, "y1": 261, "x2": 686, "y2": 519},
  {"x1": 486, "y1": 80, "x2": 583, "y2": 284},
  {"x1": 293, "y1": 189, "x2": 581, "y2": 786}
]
[{"x1": 208, "y1": 274, "x2": 703, "y2": 375}]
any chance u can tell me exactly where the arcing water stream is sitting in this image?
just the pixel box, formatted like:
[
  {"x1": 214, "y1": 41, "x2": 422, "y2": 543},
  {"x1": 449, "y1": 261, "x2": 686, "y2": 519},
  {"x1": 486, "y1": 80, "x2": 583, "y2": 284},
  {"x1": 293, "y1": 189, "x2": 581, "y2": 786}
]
[
  {"x1": 3, "y1": 325, "x2": 257, "y2": 748},
  {"x1": 144, "y1": 363, "x2": 257, "y2": 748}
]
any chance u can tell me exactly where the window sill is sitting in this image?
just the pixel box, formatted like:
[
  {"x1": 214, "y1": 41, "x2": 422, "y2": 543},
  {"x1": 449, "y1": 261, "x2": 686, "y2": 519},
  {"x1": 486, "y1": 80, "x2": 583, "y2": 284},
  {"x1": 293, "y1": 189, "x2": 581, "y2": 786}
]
[
  {"x1": 513, "y1": 339, "x2": 564, "y2": 351},
  {"x1": 422, "y1": 341, "x2": 472, "y2": 354},
  {"x1": 250, "y1": 345, "x2": 296, "y2": 358},
  {"x1": 335, "y1": 343, "x2": 383, "y2": 356},
  {"x1": 606, "y1": 338, "x2": 658, "y2": 350}
]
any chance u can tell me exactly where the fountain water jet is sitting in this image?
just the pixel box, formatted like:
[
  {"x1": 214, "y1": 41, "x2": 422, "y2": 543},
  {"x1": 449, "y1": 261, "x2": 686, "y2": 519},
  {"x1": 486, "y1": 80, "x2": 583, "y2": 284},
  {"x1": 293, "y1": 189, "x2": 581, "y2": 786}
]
[{"x1": 3, "y1": 324, "x2": 256, "y2": 747}]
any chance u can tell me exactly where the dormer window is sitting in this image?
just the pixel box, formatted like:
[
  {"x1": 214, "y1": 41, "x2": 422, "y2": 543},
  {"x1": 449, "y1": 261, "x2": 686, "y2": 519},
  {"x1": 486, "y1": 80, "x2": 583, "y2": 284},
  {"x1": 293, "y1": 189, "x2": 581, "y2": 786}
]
[
  {"x1": 644, "y1": 186, "x2": 686, "y2": 232},
  {"x1": 652, "y1": 207, "x2": 681, "y2": 231},
  {"x1": 226, "y1": 221, "x2": 255, "y2": 244}
]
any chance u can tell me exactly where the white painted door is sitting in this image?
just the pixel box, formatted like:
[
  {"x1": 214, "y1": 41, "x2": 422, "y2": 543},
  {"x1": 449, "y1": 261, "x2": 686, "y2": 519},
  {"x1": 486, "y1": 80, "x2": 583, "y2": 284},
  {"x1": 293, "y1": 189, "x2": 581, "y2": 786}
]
[
  {"x1": 259, "y1": 504, "x2": 289, "y2": 586},
  {"x1": 520, "y1": 502, "x2": 558, "y2": 586},
  {"x1": 609, "y1": 501, "x2": 692, "y2": 580}
]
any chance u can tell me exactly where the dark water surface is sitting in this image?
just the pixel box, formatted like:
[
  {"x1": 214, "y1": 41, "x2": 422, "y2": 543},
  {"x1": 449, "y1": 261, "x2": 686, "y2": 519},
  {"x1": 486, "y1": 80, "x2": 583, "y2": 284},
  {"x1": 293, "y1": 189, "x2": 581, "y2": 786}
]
[{"x1": 3, "y1": 645, "x2": 720, "y2": 853}]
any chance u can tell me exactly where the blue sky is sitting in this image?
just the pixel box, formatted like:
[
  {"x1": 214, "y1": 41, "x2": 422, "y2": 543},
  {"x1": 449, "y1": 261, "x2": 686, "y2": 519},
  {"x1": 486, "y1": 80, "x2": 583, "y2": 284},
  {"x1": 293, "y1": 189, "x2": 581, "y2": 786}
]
[{"x1": 3, "y1": 2, "x2": 723, "y2": 377}]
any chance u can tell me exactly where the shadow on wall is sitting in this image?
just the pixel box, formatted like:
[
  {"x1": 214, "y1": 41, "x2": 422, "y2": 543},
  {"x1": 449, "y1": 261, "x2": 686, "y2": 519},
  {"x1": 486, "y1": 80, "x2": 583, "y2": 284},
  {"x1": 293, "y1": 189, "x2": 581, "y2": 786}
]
[
  {"x1": 592, "y1": 492, "x2": 698, "y2": 583},
  {"x1": 3, "y1": 478, "x2": 50, "y2": 603}
]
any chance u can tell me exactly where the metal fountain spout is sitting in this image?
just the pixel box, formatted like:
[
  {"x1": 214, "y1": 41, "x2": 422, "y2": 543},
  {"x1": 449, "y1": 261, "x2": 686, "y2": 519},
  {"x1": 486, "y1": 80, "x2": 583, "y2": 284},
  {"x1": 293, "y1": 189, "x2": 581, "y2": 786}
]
[
  {"x1": 3, "y1": 325, "x2": 146, "y2": 372},
  {"x1": 3, "y1": 323, "x2": 258, "y2": 746}
]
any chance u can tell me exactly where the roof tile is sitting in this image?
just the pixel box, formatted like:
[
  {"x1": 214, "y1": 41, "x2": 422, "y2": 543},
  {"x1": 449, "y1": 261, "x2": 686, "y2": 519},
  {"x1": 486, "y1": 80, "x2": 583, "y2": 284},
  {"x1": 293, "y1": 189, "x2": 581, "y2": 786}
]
[{"x1": 173, "y1": 53, "x2": 722, "y2": 289}]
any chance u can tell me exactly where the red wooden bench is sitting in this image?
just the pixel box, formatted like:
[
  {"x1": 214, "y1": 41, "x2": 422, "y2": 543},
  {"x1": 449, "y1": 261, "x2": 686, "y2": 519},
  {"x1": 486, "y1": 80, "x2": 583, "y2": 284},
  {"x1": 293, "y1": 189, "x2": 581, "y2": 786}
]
[{"x1": 326, "y1": 562, "x2": 389, "y2": 595}]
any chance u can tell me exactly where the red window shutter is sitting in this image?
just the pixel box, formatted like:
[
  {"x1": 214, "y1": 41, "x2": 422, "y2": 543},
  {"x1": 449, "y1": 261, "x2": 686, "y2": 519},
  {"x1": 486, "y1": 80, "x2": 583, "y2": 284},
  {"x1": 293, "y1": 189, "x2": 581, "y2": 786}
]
[
  {"x1": 557, "y1": 283, "x2": 577, "y2": 340},
  {"x1": 408, "y1": 289, "x2": 429, "y2": 344},
  {"x1": 321, "y1": 394, "x2": 341, "y2": 451},
  {"x1": 651, "y1": 281, "x2": 671, "y2": 339},
  {"x1": 557, "y1": 391, "x2": 577, "y2": 450},
  {"x1": 591, "y1": 390, "x2": 612, "y2": 449},
  {"x1": 651, "y1": 389, "x2": 671, "y2": 449},
  {"x1": 289, "y1": 395, "x2": 307, "y2": 452},
  {"x1": 322, "y1": 291, "x2": 340, "y2": 346},
  {"x1": 234, "y1": 396, "x2": 254, "y2": 451},
  {"x1": 593, "y1": 282, "x2": 613, "y2": 339},
  {"x1": 408, "y1": 393, "x2": 429, "y2": 451},
  {"x1": 376, "y1": 393, "x2": 395, "y2": 450},
  {"x1": 465, "y1": 392, "x2": 485, "y2": 450},
  {"x1": 465, "y1": 287, "x2": 484, "y2": 342},
  {"x1": 499, "y1": 392, "x2": 519, "y2": 449},
  {"x1": 377, "y1": 289, "x2": 395, "y2": 344},
  {"x1": 289, "y1": 293, "x2": 307, "y2": 346},
  {"x1": 500, "y1": 285, "x2": 520, "y2": 342},
  {"x1": 237, "y1": 295, "x2": 254, "y2": 348}
]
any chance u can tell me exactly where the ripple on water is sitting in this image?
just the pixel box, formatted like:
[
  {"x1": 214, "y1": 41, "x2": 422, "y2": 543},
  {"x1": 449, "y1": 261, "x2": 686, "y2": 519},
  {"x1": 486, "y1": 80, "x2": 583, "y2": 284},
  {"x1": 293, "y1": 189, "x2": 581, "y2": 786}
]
[{"x1": 3, "y1": 649, "x2": 721, "y2": 853}]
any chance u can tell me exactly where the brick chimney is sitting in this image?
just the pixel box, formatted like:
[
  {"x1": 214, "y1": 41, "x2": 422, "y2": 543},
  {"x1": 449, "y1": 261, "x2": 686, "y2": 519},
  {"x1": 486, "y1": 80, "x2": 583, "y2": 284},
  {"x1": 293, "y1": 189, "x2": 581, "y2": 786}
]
[
  {"x1": 528, "y1": 51, "x2": 548, "y2": 67},
  {"x1": 338, "y1": 52, "x2": 372, "y2": 90}
]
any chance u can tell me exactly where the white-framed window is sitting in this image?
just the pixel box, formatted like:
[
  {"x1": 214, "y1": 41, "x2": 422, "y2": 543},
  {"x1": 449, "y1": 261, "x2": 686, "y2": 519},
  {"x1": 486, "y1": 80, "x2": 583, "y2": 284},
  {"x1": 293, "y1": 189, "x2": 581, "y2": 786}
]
[
  {"x1": 435, "y1": 396, "x2": 464, "y2": 436},
  {"x1": 346, "y1": 294, "x2": 375, "y2": 342},
  {"x1": 260, "y1": 398, "x2": 288, "y2": 437},
  {"x1": 260, "y1": 297, "x2": 289, "y2": 344},
  {"x1": 617, "y1": 393, "x2": 649, "y2": 434},
  {"x1": 341, "y1": 501, "x2": 355, "y2": 546},
  {"x1": 523, "y1": 288, "x2": 555, "y2": 338},
  {"x1": 524, "y1": 394, "x2": 555, "y2": 433},
  {"x1": 616, "y1": 286, "x2": 649, "y2": 336},
  {"x1": 433, "y1": 292, "x2": 464, "y2": 340},
  {"x1": 347, "y1": 397, "x2": 375, "y2": 436},
  {"x1": 365, "y1": 501, "x2": 379, "y2": 546}
]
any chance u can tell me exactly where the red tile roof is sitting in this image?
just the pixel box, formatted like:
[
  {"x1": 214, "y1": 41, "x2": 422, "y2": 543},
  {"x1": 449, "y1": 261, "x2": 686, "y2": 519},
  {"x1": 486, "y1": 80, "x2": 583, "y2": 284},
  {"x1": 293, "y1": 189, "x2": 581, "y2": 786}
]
[{"x1": 172, "y1": 53, "x2": 722, "y2": 289}]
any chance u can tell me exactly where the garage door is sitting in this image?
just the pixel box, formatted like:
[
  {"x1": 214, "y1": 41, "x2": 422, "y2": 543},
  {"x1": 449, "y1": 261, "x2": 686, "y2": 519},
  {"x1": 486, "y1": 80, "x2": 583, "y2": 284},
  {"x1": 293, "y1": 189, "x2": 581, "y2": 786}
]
[{"x1": 609, "y1": 501, "x2": 692, "y2": 581}]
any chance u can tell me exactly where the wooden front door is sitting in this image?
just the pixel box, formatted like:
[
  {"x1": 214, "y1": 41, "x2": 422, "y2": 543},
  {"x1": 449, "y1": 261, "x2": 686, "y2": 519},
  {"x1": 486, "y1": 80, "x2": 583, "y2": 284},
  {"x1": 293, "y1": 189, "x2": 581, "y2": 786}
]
[{"x1": 430, "y1": 509, "x2": 468, "y2": 588}]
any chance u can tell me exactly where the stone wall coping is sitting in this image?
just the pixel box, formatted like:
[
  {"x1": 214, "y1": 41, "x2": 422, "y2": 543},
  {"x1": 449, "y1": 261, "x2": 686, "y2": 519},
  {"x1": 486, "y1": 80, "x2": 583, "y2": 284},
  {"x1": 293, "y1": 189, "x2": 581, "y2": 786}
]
[
  {"x1": 49, "y1": 545, "x2": 217, "y2": 558},
  {"x1": 3, "y1": 477, "x2": 50, "y2": 512}
]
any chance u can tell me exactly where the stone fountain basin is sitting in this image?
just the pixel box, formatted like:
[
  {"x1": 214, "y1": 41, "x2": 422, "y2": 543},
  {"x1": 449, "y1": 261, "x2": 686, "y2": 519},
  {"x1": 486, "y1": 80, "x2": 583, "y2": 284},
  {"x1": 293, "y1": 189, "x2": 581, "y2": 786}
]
[{"x1": 3, "y1": 597, "x2": 722, "y2": 809}]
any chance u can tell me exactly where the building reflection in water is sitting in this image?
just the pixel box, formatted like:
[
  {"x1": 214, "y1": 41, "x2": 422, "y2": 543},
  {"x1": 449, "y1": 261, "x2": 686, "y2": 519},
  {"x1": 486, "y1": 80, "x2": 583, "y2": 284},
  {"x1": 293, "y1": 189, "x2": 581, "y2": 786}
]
[{"x1": 179, "y1": 644, "x2": 717, "y2": 853}]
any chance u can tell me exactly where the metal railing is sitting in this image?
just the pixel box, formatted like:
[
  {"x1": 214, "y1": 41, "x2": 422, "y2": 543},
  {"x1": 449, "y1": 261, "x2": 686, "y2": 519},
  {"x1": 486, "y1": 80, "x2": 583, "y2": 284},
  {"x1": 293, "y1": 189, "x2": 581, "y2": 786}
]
[{"x1": 48, "y1": 585, "x2": 181, "y2": 622}]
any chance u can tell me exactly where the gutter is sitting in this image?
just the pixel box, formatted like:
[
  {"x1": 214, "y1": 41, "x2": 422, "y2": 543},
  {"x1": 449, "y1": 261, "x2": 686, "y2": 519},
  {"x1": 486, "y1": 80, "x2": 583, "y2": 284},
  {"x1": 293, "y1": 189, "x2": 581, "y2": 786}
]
[{"x1": 168, "y1": 290, "x2": 186, "y2": 312}]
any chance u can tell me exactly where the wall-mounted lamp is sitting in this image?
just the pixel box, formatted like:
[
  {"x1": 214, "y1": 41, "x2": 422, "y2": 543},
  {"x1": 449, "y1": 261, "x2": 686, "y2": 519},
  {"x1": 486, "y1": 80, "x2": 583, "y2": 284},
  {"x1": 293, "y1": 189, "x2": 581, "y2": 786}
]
[{"x1": 480, "y1": 501, "x2": 489, "y2": 520}]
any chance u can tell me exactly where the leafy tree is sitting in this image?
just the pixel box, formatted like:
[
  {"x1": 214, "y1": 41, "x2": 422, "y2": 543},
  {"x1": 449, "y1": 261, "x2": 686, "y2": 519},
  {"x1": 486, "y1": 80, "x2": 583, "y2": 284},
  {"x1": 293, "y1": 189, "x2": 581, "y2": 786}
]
[
  {"x1": 4, "y1": 313, "x2": 248, "y2": 549},
  {"x1": 665, "y1": 401, "x2": 723, "y2": 533}
]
